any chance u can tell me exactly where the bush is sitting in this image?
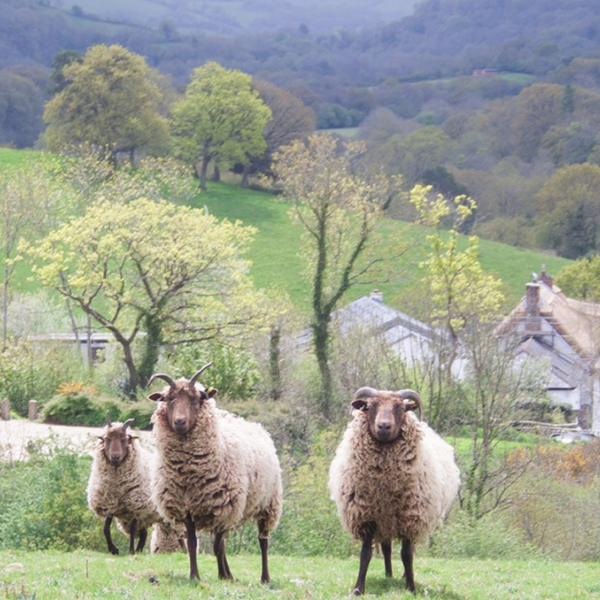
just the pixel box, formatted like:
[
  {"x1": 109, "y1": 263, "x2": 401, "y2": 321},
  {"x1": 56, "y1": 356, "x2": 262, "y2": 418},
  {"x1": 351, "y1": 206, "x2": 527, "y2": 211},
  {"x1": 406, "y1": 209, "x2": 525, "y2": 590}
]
[
  {"x1": 42, "y1": 390, "x2": 122, "y2": 426},
  {"x1": 0, "y1": 442, "x2": 106, "y2": 552}
]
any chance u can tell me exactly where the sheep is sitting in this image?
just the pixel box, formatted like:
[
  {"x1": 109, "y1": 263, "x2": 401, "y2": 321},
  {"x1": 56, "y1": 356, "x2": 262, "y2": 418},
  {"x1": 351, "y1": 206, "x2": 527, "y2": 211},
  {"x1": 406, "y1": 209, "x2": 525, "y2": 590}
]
[
  {"x1": 150, "y1": 520, "x2": 187, "y2": 554},
  {"x1": 147, "y1": 362, "x2": 283, "y2": 583},
  {"x1": 87, "y1": 413, "x2": 159, "y2": 555},
  {"x1": 328, "y1": 387, "x2": 460, "y2": 595}
]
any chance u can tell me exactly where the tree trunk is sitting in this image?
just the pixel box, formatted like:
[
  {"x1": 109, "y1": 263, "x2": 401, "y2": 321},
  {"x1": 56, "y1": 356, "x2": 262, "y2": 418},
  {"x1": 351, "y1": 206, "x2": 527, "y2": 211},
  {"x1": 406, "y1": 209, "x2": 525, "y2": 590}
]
[
  {"x1": 138, "y1": 313, "x2": 163, "y2": 389},
  {"x1": 212, "y1": 164, "x2": 220, "y2": 182},
  {"x1": 269, "y1": 325, "x2": 282, "y2": 400},
  {"x1": 313, "y1": 319, "x2": 333, "y2": 419},
  {"x1": 241, "y1": 164, "x2": 250, "y2": 188},
  {"x1": 200, "y1": 156, "x2": 210, "y2": 191},
  {"x1": 121, "y1": 340, "x2": 139, "y2": 397}
]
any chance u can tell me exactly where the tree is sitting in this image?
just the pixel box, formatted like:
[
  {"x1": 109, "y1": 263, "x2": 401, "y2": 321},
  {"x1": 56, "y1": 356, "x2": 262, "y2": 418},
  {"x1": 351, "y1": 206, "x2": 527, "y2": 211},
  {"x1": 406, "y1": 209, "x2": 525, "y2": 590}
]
[
  {"x1": 171, "y1": 62, "x2": 271, "y2": 190},
  {"x1": 412, "y1": 186, "x2": 543, "y2": 518},
  {"x1": 555, "y1": 255, "x2": 600, "y2": 302},
  {"x1": 271, "y1": 133, "x2": 403, "y2": 418},
  {"x1": 24, "y1": 198, "x2": 267, "y2": 396},
  {"x1": 238, "y1": 79, "x2": 316, "y2": 186},
  {"x1": 43, "y1": 45, "x2": 170, "y2": 164},
  {"x1": 0, "y1": 160, "x2": 70, "y2": 342},
  {"x1": 535, "y1": 163, "x2": 600, "y2": 258}
]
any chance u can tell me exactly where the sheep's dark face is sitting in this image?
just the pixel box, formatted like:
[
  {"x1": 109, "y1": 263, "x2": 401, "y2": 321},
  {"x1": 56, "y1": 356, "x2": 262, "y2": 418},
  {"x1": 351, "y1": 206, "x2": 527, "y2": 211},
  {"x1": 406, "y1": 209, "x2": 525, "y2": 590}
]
[
  {"x1": 101, "y1": 426, "x2": 134, "y2": 466},
  {"x1": 351, "y1": 388, "x2": 422, "y2": 444},
  {"x1": 149, "y1": 380, "x2": 216, "y2": 436}
]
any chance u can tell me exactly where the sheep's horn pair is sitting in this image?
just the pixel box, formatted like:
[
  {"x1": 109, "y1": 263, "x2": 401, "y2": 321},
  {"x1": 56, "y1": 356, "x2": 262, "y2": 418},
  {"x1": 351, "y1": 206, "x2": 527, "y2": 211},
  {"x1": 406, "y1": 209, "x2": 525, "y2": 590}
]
[
  {"x1": 397, "y1": 389, "x2": 423, "y2": 421},
  {"x1": 353, "y1": 387, "x2": 378, "y2": 399},
  {"x1": 189, "y1": 362, "x2": 214, "y2": 386}
]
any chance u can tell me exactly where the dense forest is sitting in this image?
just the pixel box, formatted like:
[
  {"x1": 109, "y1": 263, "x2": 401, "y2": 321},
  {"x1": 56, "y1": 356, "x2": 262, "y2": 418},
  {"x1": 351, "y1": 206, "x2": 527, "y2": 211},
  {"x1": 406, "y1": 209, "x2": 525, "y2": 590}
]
[{"x1": 4, "y1": 0, "x2": 600, "y2": 258}]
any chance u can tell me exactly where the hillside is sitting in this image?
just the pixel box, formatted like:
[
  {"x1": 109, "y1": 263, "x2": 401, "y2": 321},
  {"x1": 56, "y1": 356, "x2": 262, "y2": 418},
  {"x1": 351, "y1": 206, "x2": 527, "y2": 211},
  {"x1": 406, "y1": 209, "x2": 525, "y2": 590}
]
[{"x1": 2, "y1": 149, "x2": 571, "y2": 315}]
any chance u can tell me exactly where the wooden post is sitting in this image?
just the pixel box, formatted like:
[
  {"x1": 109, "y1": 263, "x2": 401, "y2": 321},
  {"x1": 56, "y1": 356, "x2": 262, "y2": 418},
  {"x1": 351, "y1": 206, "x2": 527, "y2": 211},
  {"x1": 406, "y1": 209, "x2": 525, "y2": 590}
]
[
  {"x1": 28, "y1": 400, "x2": 38, "y2": 421},
  {"x1": 0, "y1": 398, "x2": 9, "y2": 420}
]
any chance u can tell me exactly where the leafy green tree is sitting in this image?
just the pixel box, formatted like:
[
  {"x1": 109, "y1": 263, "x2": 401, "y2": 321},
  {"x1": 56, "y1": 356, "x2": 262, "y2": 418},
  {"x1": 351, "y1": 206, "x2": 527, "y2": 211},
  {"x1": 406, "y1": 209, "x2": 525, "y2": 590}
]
[
  {"x1": 171, "y1": 61, "x2": 271, "y2": 190},
  {"x1": 48, "y1": 50, "x2": 83, "y2": 95},
  {"x1": 24, "y1": 198, "x2": 267, "y2": 395},
  {"x1": 43, "y1": 44, "x2": 170, "y2": 164},
  {"x1": 238, "y1": 78, "x2": 316, "y2": 186},
  {"x1": 555, "y1": 255, "x2": 600, "y2": 302},
  {"x1": 511, "y1": 83, "x2": 564, "y2": 161},
  {"x1": 535, "y1": 163, "x2": 600, "y2": 258},
  {"x1": 271, "y1": 133, "x2": 404, "y2": 418}
]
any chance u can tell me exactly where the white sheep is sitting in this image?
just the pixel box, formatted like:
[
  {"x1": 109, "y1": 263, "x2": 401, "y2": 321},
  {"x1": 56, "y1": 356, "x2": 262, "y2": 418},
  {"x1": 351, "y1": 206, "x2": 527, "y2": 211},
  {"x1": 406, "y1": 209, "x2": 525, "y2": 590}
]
[
  {"x1": 328, "y1": 387, "x2": 460, "y2": 595},
  {"x1": 147, "y1": 363, "x2": 283, "y2": 582},
  {"x1": 87, "y1": 414, "x2": 159, "y2": 555}
]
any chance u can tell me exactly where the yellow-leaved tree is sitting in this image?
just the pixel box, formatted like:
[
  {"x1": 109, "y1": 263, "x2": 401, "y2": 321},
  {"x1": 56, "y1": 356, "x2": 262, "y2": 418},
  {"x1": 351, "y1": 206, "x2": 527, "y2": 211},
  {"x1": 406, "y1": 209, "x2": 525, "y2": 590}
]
[
  {"x1": 23, "y1": 198, "x2": 269, "y2": 395},
  {"x1": 271, "y1": 133, "x2": 404, "y2": 418}
]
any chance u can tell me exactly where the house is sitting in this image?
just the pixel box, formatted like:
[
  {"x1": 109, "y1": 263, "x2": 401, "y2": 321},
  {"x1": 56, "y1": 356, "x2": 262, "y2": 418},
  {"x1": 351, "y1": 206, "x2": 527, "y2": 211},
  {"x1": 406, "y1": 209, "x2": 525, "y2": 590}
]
[
  {"x1": 332, "y1": 289, "x2": 440, "y2": 367},
  {"x1": 498, "y1": 268, "x2": 600, "y2": 432}
]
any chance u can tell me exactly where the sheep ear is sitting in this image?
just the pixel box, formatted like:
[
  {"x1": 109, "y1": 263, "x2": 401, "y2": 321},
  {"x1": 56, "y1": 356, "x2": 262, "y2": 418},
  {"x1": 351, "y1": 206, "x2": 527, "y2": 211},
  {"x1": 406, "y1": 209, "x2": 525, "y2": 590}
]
[
  {"x1": 127, "y1": 435, "x2": 139, "y2": 443},
  {"x1": 351, "y1": 399, "x2": 368, "y2": 411},
  {"x1": 206, "y1": 387, "x2": 218, "y2": 398},
  {"x1": 148, "y1": 392, "x2": 164, "y2": 402}
]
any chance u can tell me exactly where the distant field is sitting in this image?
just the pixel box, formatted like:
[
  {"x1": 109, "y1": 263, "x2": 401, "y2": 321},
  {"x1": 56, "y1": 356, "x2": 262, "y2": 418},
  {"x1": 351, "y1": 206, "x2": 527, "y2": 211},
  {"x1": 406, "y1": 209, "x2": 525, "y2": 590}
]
[
  {"x1": 0, "y1": 550, "x2": 598, "y2": 599},
  {"x1": 0, "y1": 149, "x2": 571, "y2": 313}
]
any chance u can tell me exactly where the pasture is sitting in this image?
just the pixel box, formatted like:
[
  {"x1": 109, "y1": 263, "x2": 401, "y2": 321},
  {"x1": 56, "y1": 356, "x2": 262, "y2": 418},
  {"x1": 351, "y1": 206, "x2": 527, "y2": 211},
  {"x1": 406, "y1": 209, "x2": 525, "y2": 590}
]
[{"x1": 1, "y1": 550, "x2": 598, "y2": 599}]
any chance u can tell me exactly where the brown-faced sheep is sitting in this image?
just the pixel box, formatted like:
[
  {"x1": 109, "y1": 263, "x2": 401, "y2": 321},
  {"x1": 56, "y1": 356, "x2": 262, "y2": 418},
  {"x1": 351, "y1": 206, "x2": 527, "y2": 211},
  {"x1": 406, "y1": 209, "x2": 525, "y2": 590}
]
[
  {"x1": 148, "y1": 363, "x2": 283, "y2": 583},
  {"x1": 87, "y1": 414, "x2": 158, "y2": 555},
  {"x1": 328, "y1": 387, "x2": 460, "y2": 595}
]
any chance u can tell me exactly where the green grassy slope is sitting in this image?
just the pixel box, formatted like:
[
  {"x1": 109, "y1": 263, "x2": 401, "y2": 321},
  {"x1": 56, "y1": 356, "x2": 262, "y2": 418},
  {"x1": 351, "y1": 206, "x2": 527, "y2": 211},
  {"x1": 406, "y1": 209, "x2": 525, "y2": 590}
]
[{"x1": 1, "y1": 149, "x2": 571, "y2": 313}]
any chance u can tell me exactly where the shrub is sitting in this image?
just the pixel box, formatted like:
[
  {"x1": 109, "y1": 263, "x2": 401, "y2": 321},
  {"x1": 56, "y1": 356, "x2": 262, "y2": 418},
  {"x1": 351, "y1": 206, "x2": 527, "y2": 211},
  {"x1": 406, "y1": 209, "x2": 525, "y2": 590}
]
[
  {"x1": 0, "y1": 441, "x2": 106, "y2": 552},
  {"x1": 42, "y1": 388, "x2": 122, "y2": 426}
]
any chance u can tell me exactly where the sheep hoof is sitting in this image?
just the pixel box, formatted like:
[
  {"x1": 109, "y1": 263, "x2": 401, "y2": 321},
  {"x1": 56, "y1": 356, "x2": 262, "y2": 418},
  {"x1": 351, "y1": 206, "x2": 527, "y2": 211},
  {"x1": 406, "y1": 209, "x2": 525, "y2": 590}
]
[{"x1": 352, "y1": 587, "x2": 363, "y2": 596}]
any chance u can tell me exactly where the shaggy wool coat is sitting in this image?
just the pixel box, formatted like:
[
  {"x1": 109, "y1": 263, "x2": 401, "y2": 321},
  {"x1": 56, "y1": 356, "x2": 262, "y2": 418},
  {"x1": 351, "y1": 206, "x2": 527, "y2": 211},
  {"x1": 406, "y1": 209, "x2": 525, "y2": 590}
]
[
  {"x1": 328, "y1": 410, "x2": 460, "y2": 544},
  {"x1": 151, "y1": 399, "x2": 282, "y2": 537},
  {"x1": 87, "y1": 439, "x2": 158, "y2": 536}
]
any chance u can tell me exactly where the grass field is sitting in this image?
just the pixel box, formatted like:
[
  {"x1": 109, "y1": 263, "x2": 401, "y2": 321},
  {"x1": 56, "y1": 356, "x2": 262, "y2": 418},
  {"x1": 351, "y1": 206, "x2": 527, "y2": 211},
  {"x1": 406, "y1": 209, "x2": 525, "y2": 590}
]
[{"x1": 0, "y1": 550, "x2": 598, "y2": 599}]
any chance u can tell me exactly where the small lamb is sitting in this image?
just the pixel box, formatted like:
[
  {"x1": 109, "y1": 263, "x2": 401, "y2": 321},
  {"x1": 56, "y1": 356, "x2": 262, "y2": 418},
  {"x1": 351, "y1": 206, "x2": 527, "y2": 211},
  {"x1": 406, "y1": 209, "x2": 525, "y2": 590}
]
[
  {"x1": 328, "y1": 387, "x2": 460, "y2": 595},
  {"x1": 148, "y1": 363, "x2": 283, "y2": 582},
  {"x1": 87, "y1": 413, "x2": 158, "y2": 555}
]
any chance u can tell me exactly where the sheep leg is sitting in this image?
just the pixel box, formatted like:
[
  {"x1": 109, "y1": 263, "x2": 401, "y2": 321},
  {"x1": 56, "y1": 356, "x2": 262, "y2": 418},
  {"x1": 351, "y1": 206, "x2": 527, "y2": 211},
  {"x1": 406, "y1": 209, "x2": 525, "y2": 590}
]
[
  {"x1": 381, "y1": 541, "x2": 393, "y2": 578},
  {"x1": 128, "y1": 518, "x2": 138, "y2": 555},
  {"x1": 213, "y1": 531, "x2": 233, "y2": 580},
  {"x1": 136, "y1": 527, "x2": 148, "y2": 553},
  {"x1": 401, "y1": 539, "x2": 416, "y2": 593},
  {"x1": 184, "y1": 514, "x2": 200, "y2": 580},
  {"x1": 258, "y1": 518, "x2": 271, "y2": 584},
  {"x1": 103, "y1": 515, "x2": 119, "y2": 555},
  {"x1": 353, "y1": 529, "x2": 374, "y2": 595}
]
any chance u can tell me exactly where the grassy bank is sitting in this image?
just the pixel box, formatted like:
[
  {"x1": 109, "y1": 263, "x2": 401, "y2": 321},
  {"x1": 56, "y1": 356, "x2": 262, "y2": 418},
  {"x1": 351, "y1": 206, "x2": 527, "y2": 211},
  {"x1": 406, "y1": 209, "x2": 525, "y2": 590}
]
[{"x1": 0, "y1": 550, "x2": 598, "y2": 599}]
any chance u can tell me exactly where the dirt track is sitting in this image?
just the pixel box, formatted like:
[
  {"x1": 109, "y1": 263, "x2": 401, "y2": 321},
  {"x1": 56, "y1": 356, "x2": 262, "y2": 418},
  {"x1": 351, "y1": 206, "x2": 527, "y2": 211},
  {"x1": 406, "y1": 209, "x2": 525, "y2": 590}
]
[{"x1": 0, "y1": 419, "x2": 152, "y2": 462}]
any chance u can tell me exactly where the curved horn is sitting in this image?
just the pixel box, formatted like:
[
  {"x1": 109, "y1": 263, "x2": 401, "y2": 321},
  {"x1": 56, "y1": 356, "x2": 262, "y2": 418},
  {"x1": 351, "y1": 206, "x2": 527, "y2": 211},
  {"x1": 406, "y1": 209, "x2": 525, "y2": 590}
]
[
  {"x1": 397, "y1": 389, "x2": 423, "y2": 421},
  {"x1": 147, "y1": 373, "x2": 176, "y2": 388},
  {"x1": 189, "y1": 362, "x2": 214, "y2": 386},
  {"x1": 121, "y1": 418, "x2": 134, "y2": 432},
  {"x1": 105, "y1": 411, "x2": 112, "y2": 427},
  {"x1": 353, "y1": 387, "x2": 378, "y2": 400}
]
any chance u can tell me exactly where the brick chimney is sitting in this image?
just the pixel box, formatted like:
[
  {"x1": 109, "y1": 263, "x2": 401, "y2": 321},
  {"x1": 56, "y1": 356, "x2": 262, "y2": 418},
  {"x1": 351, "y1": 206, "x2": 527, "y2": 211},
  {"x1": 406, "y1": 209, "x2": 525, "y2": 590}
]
[
  {"x1": 525, "y1": 283, "x2": 540, "y2": 316},
  {"x1": 539, "y1": 265, "x2": 554, "y2": 288}
]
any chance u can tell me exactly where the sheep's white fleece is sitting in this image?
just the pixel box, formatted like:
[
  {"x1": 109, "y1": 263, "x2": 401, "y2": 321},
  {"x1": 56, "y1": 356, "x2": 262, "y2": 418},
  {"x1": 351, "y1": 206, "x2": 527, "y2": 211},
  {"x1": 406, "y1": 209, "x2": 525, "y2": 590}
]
[
  {"x1": 87, "y1": 433, "x2": 158, "y2": 537},
  {"x1": 151, "y1": 399, "x2": 282, "y2": 537},
  {"x1": 328, "y1": 410, "x2": 460, "y2": 544}
]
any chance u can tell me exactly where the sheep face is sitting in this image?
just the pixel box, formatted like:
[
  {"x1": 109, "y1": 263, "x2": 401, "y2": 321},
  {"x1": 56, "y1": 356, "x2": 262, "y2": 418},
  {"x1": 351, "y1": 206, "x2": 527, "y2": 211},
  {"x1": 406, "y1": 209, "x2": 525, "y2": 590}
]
[
  {"x1": 101, "y1": 424, "x2": 136, "y2": 467},
  {"x1": 150, "y1": 381, "x2": 212, "y2": 435},
  {"x1": 351, "y1": 387, "x2": 423, "y2": 444}
]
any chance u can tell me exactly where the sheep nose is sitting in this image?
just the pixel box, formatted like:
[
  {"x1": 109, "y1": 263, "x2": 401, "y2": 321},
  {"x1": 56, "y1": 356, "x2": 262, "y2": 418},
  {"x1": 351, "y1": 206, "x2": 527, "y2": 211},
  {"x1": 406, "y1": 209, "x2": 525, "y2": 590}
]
[
  {"x1": 174, "y1": 418, "x2": 187, "y2": 428},
  {"x1": 377, "y1": 421, "x2": 392, "y2": 432}
]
